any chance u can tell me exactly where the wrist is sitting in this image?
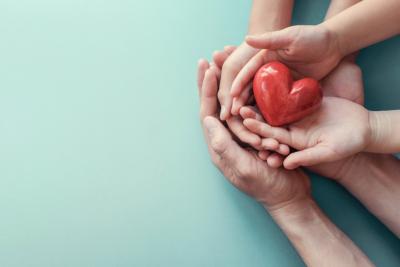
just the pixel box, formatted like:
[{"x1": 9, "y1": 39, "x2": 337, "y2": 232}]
[
  {"x1": 366, "y1": 111, "x2": 382, "y2": 153},
  {"x1": 266, "y1": 197, "x2": 316, "y2": 224},
  {"x1": 319, "y1": 21, "x2": 347, "y2": 59},
  {"x1": 266, "y1": 197, "x2": 373, "y2": 266}
]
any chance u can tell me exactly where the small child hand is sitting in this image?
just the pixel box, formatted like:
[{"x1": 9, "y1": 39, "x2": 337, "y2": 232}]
[
  {"x1": 230, "y1": 24, "x2": 343, "y2": 108},
  {"x1": 243, "y1": 97, "x2": 371, "y2": 170},
  {"x1": 239, "y1": 106, "x2": 290, "y2": 168},
  {"x1": 208, "y1": 48, "x2": 290, "y2": 160}
]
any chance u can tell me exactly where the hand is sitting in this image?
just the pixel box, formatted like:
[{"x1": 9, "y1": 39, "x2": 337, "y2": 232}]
[
  {"x1": 211, "y1": 47, "x2": 290, "y2": 156},
  {"x1": 239, "y1": 106, "x2": 289, "y2": 168},
  {"x1": 197, "y1": 58, "x2": 310, "y2": 208},
  {"x1": 216, "y1": 42, "x2": 260, "y2": 121},
  {"x1": 239, "y1": 105, "x2": 363, "y2": 175},
  {"x1": 243, "y1": 97, "x2": 371, "y2": 169},
  {"x1": 230, "y1": 24, "x2": 343, "y2": 104}
]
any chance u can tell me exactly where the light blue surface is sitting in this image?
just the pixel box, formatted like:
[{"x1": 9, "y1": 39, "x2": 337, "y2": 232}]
[{"x1": 0, "y1": 0, "x2": 399, "y2": 266}]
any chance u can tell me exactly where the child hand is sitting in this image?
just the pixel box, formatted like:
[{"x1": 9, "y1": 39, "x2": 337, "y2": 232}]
[
  {"x1": 214, "y1": 43, "x2": 260, "y2": 120},
  {"x1": 243, "y1": 97, "x2": 371, "y2": 169},
  {"x1": 230, "y1": 24, "x2": 343, "y2": 106},
  {"x1": 239, "y1": 106, "x2": 289, "y2": 168},
  {"x1": 210, "y1": 48, "x2": 290, "y2": 158}
]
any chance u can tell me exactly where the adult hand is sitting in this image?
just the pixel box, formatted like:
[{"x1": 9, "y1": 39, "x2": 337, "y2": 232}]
[
  {"x1": 322, "y1": 58, "x2": 364, "y2": 105},
  {"x1": 197, "y1": 59, "x2": 310, "y2": 208}
]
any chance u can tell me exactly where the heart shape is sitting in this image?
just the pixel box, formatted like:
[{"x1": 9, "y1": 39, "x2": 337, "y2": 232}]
[{"x1": 253, "y1": 61, "x2": 322, "y2": 126}]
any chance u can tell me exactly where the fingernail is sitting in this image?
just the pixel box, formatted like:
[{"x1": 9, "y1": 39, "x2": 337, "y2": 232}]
[{"x1": 220, "y1": 106, "x2": 226, "y2": 120}]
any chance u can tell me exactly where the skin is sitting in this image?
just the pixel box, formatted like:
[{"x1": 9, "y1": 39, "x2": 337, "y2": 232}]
[
  {"x1": 197, "y1": 60, "x2": 374, "y2": 267},
  {"x1": 234, "y1": 0, "x2": 400, "y2": 236},
  {"x1": 248, "y1": 0, "x2": 365, "y2": 166},
  {"x1": 243, "y1": 97, "x2": 371, "y2": 169},
  {"x1": 323, "y1": 0, "x2": 364, "y2": 105},
  {"x1": 218, "y1": 0, "x2": 294, "y2": 121},
  {"x1": 230, "y1": 0, "x2": 400, "y2": 107},
  {"x1": 214, "y1": 0, "x2": 365, "y2": 162},
  {"x1": 212, "y1": 47, "x2": 290, "y2": 156},
  {"x1": 323, "y1": 0, "x2": 400, "y2": 56},
  {"x1": 243, "y1": 98, "x2": 400, "y2": 169},
  {"x1": 279, "y1": 100, "x2": 400, "y2": 239},
  {"x1": 199, "y1": 0, "x2": 398, "y2": 264}
]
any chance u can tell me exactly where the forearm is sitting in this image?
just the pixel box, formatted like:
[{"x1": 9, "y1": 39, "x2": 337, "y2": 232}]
[
  {"x1": 339, "y1": 153, "x2": 400, "y2": 236},
  {"x1": 267, "y1": 198, "x2": 374, "y2": 267},
  {"x1": 321, "y1": 0, "x2": 400, "y2": 56},
  {"x1": 325, "y1": 0, "x2": 360, "y2": 20},
  {"x1": 367, "y1": 110, "x2": 400, "y2": 153},
  {"x1": 248, "y1": 0, "x2": 294, "y2": 34},
  {"x1": 325, "y1": 0, "x2": 361, "y2": 62}
]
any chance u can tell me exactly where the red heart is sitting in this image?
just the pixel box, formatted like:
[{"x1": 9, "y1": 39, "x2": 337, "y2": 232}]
[{"x1": 253, "y1": 61, "x2": 322, "y2": 126}]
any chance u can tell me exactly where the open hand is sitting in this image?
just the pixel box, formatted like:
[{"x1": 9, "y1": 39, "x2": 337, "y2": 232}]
[{"x1": 243, "y1": 97, "x2": 371, "y2": 169}]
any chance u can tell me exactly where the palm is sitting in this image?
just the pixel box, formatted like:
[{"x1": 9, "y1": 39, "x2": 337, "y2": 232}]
[
  {"x1": 288, "y1": 97, "x2": 369, "y2": 161},
  {"x1": 306, "y1": 60, "x2": 365, "y2": 179}
]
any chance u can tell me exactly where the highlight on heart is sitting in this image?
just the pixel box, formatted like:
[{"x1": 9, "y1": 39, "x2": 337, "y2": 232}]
[{"x1": 253, "y1": 61, "x2": 322, "y2": 126}]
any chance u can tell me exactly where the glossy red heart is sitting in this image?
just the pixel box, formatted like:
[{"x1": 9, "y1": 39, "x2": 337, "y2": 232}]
[{"x1": 253, "y1": 61, "x2": 322, "y2": 126}]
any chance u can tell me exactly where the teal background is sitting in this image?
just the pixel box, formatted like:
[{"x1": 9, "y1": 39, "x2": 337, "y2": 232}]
[{"x1": 0, "y1": 0, "x2": 399, "y2": 266}]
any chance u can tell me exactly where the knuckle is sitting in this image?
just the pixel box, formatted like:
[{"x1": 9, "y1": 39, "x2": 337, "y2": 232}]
[
  {"x1": 217, "y1": 89, "x2": 225, "y2": 100},
  {"x1": 210, "y1": 135, "x2": 227, "y2": 155},
  {"x1": 238, "y1": 165, "x2": 252, "y2": 178}
]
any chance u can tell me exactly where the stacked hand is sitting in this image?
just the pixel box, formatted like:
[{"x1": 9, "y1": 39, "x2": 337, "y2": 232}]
[
  {"x1": 209, "y1": 24, "x2": 369, "y2": 171},
  {"x1": 242, "y1": 97, "x2": 371, "y2": 170},
  {"x1": 197, "y1": 58, "x2": 310, "y2": 209}
]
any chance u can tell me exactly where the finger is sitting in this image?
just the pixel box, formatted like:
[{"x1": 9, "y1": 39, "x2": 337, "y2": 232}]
[
  {"x1": 231, "y1": 83, "x2": 251, "y2": 115},
  {"x1": 200, "y1": 68, "x2": 219, "y2": 120},
  {"x1": 209, "y1": 63, "x2": 221, "y2": 80},
  {"x1": 197, "y1": 59, "x2": 210, "y2": 94},
  {"x1": 218, "y1": 64, "x2": 238, "y2": 120},
  {"x1": 260, "y1": 138, "x2": 290, "y2": 156},
  {"x1": 277, "y1": 144, "x2": 290, "y2": 156},
  {"x1": 266, "y1": 153, "x2": 284, "y2": 168},
  {"x1": 243, "y1": 118, "x2": 292, "y2": 144},
  {"x1": 203, "y1": 116, "x2": 250, "y2": 169},
  {"x1": 224, "y1": 45, "x2": 236, "y2": 54},
  {"x1": 246, "y1": 28, "x2": 293, "y2": 50},
  {"x1": 213, "y1": 50, "x2": 229, "y2": 69},
  {"x1": 230, "y1": 50, "x2": 277, "y2": 97},
  {"x1": 283, "y1": 145, "x2": 334, "y2": 170},
  {"x1": 226, "y1": 116, "x2": 261, "y2": 148},
  {"x1": 258, "y1": 150, "x2": 270, "y2": 161},
  {"x1": 239, "y1": 106, "x2": 264, "y2": 121},
  {"x1": 260, "y1": 138, "x2": 279, "y2": 151},
  {"x1": 213, "y1": 46, "x2": 236, "y2": 69}
]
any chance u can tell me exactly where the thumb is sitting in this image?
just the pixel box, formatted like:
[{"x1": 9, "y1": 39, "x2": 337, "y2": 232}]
[
  {"x1": 246, "y1": 28, "x2": 293, "y2": 50},
  {"x1": 203, "y1": 116, "x2": 248, "y2": 167},
  {"x1": 283, "y1": 145, "x2": 334, "y2": 170}
]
